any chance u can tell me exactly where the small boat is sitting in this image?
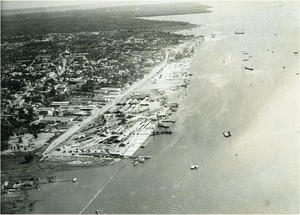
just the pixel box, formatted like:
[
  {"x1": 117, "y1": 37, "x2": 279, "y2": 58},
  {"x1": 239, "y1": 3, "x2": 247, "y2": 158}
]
[
  {"x1": 223, "y1": 131, "x2": 231, "y2": 137},
  {"x1": 244, "y1": 66, "x2": 253, "y2": 71},
  {"x1": 72, "y1": 178, "x2": 77, "y2": 182},
  {"x1": 141, "y1": 141, "x2": 149, "y2": 148},
  {"x1": 138, "y1": 157, "x2": 145, "y2": 163},
  {"x1": 190, "y1": 165, "x2": 199, "y2": 170}
]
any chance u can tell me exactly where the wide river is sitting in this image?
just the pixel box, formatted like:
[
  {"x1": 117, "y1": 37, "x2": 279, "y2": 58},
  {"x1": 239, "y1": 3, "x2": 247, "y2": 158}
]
[{"x1": 28, "y1": 2, "x2": 299, "y2": 214}]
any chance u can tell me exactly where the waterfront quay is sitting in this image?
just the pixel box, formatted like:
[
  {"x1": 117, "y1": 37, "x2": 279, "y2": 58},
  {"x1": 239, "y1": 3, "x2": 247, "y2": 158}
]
[{"x1": 42, "y1": 39, "x2": 200, "y2": 162}]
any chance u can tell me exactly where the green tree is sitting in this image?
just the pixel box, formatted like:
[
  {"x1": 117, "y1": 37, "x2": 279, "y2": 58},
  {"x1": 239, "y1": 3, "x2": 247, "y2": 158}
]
[
  {"x1": 33, "y1": 132, "x2": 38, "y2": 139},
  {"x1": 18, "y1": 136, "x2": 23, "y2": 143},
  {"x1": 24, "y1": 154, "x2": 34, "y2": 163}
]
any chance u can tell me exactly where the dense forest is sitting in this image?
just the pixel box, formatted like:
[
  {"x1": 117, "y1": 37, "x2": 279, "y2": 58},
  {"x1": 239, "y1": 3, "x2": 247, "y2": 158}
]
[{"x1": 1, "y1": 3, "x2": 211, "y2": 38}]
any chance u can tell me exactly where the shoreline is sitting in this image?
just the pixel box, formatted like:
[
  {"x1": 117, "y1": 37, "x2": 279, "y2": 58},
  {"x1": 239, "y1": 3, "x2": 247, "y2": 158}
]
[
  {"x1": 1, "y1": 28, "x2": 201, "y2": 214},
  {"x1": 3, "y1": 1, "x2": 299, "y2": 213},
  {"x1": 42, "y1": 36, "x2": 201, "y2": 160}
]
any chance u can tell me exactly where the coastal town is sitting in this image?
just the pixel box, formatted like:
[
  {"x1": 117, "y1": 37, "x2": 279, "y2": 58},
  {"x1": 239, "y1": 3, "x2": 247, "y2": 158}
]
[
  {"x1": 2, "y1": 1, "x2": 298, "y2": 214},
  {"x1": 1, "y1": 27, "x2": 204, "y2": 212},
  {"x1": 0, "y1": 3, "x2": 212, "y2": 212},
  {"x1": 1, "y1": 30, "x2": 203, "y2": 164},
  {"x1": 1, "y1": 28, "x2": 203, "y2": 211}
]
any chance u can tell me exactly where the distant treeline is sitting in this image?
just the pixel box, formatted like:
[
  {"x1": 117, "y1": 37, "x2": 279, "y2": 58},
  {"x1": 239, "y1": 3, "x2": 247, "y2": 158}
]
[
  {"x1": 133, "y1": 3, "x2": 211, "y2": 17},
  {"x1": 1, "y1": 3, "x2": 211, "y2": 38}
]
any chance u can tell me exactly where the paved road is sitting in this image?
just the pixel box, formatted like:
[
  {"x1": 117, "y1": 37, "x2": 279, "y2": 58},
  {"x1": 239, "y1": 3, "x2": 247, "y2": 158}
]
[{"x1": 43, "y1": 51, "x2": 171, "y2": 156}]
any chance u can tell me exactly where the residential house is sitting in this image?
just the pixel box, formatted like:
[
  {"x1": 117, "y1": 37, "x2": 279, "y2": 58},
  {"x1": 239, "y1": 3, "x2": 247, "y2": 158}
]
[{"x1": 38, "y1": 107, "x2": 54, "y2": 116}]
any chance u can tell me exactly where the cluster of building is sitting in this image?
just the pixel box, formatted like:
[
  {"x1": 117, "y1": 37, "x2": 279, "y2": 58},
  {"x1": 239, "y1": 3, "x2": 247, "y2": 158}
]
[
  {"x1": 1, "y1": 30, "x2": 197, "y2": 151},
  {"x1": 1, "y1": 177, "x2": 39, "y2": 190},
  {"x1": 46, "y1": 42, "x2": 200, "y2": 161},
  {"x1": 48, "y1": 90, "x2": 176, "y2": 159}
]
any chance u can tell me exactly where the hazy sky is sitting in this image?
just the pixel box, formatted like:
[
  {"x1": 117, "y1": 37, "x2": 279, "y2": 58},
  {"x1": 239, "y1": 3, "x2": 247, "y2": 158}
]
[
  {"x1": 1, "y1": 0, "x2": 187, "y2": 10},
  {"x1": 1, "y1": 0, "x2": 273, "y2": 11},
  {"x1": 1, "y1": 1, "x2": 90, "y2": 10}
]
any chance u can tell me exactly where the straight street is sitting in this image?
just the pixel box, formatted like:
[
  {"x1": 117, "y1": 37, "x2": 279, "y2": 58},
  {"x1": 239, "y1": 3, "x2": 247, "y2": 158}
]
[{"x1": 43, "y1": 50, "x2": 170, "y2": 155}]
